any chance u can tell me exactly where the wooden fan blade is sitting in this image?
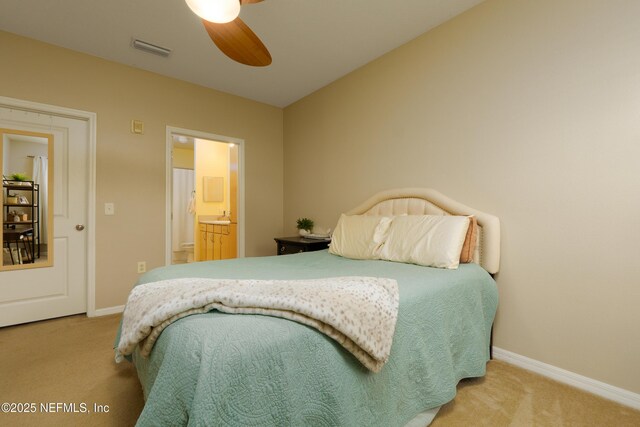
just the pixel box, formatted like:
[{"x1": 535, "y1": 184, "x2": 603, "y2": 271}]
[
  {"x1": 240, "y1": 0, "x2": 264, "y2": 4},
  {"x1": 202, "y1": 17, "x2": 272, "y2": 67}
]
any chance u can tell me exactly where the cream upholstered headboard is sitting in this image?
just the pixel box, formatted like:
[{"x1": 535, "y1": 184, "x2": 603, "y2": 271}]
[{"x1": 345, "y1": 188, "x2": 501, "y2": 274}]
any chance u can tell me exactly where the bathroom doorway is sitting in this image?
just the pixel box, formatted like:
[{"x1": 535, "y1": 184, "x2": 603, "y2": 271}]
[{"x1": 165, "y1": 127, "x2": 244, "y2": 265}]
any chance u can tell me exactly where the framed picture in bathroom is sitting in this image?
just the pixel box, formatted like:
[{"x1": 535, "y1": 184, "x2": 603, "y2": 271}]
[{"x1": 203, "y1": 176, "x2": 224, "y2": 202}]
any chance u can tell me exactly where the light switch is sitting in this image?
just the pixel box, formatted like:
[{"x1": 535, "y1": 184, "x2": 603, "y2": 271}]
[{"x1": 105, "y1": 203, "x2": 115, "y2": 215}]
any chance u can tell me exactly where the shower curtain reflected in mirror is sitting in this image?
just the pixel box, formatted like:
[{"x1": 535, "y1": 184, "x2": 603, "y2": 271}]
[
  {"x1": 32, "y1": 156, "x2": 48, "y2": 248},
  {"x1": 172, "y1": 168, "x2": 195, "y2": 264}
]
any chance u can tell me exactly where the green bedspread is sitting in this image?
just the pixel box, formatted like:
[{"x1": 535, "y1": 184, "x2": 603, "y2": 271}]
[{"x1": 119, "y1": 250, "x2": 497, "y2": 426}]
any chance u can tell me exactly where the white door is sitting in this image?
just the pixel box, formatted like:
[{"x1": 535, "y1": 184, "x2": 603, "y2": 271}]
[{"x1": 0, "y1": 106, "x2": 88, "y2": 327}]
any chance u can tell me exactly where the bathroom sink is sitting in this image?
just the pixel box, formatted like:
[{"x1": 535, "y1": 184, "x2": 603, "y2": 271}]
[{"x1": 200, "y1": 220, "x2": 231, "y2": 225}]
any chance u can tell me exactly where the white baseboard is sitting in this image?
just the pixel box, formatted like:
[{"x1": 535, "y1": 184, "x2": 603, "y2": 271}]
[
  {"x1": 492, "y1": 347, "x2": 640, "y2": 411},
  {"x1": 91, "y1": 305, "x2": 125, "y2": 317}
]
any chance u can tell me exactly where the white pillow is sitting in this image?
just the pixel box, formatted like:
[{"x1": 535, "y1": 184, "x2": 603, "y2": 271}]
[
  {"x1": 380, "y1": 215, "x2": 470, "y2": 269},
  {"x1": 329, "y1": 214, "x2": 392, "y2": 260}
]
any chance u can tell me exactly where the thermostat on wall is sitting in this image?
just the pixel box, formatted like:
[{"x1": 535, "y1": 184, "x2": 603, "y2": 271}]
[{"x1": 131, "y1": 119, "x2": 144, "y2": 134}]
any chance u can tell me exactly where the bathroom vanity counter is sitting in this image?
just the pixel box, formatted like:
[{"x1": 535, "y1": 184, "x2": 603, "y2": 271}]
[{"x1": 199, "y1": 221, "x2": 235, "y2": 261}]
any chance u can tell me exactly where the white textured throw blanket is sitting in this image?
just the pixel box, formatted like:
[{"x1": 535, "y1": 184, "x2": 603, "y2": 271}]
[{"x1": 116, "y1": 276, "x2": 399, "y2": 372}]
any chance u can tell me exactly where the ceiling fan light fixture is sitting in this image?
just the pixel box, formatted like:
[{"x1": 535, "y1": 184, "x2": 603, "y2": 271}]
[{"x1": 185, "y1": 0, "x2": 240, "y2": 24}]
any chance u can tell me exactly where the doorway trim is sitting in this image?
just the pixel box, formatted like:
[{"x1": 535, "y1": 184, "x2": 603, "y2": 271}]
[
  {"x1": 0, "y1": 96, "x2": 97, "y2": 316},
  {"x1": 165, "y1": 126, "x2": 245, "y2": 265}
]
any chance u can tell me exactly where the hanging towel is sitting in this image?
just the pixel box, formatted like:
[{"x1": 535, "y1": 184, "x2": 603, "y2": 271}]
[{"x1": 187, "y1": 191, "x2": 196, "y2": 215}]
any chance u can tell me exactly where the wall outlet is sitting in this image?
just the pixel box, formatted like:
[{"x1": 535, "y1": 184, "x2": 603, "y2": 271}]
[{"x1": 137, "y1": 261, "x2": 146, "y2": 274}]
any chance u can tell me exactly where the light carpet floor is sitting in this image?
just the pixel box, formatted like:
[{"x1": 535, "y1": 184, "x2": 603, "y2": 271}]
[{"x1": 0, "y1": 314, "x2": 638, "y2": 426}]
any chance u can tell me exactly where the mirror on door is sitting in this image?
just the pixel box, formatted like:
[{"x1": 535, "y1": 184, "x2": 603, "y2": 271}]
[{"x1": 1, "y1": 128, "x2": 53, "y2": 270}]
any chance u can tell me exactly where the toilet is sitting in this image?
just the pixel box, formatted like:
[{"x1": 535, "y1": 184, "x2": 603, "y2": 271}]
[{"x1": 181, "y1": 242, "x2": 195, "y2": 263}]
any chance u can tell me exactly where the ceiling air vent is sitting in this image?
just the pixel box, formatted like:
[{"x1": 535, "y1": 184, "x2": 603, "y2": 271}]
[{"x1": 132, "y1": 39, "x2": 172, "y2": 57}]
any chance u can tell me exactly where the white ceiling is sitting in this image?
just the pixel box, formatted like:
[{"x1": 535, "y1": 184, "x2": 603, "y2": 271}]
[{"x1": 0, "y1": 0, "x2": 483, "y2": 107}]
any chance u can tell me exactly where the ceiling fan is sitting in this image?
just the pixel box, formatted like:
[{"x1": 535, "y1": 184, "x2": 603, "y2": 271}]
[{"x1": 185, "y1": 0, "x2": 272, "y2": 67}]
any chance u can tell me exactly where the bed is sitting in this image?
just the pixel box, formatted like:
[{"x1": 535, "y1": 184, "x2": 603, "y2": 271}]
[{"x1": 116, "y1": 188, "x2": 500, "y2": 426}]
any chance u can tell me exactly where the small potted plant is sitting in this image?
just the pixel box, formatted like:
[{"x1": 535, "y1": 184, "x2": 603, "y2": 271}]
[
  {"x1": 296, "y1": 217, "x2": 314, "y2": 237},
  {"x1": 10, "y1": 173, "x2": 31, "y2": 186}
]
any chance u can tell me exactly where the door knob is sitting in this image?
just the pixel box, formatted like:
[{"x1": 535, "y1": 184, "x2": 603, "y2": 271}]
[{"x1": 75, "y1": 224, "x2": 85, "y2": 231}]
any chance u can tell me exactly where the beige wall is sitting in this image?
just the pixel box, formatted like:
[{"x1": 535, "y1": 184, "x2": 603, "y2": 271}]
[
  {"x1": 173, "y1": 147, "x2": 194, "y2": 170},
  {"x1": 0, "y1": 31, "x2": 284, "y2": 310},
  {"x1": 284, "y1": 0, "x2": 640, "y2": 394},
  {"x1": 4, "y1": 138, "x2": 48, "y2": 181}
]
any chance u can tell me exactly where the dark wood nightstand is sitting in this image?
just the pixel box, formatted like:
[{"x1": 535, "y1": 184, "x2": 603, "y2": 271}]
[{"x1": 274, "y1": 236, "x2": 330, "y2": 255}]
